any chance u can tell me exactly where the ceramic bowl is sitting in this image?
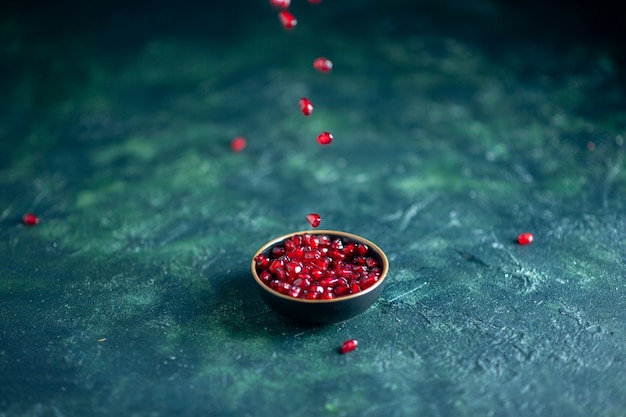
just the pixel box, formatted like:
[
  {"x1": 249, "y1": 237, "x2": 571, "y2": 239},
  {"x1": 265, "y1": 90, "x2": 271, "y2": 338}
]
[{"x1": 251, "y1": 230, "x2": 389, "y2": 325}]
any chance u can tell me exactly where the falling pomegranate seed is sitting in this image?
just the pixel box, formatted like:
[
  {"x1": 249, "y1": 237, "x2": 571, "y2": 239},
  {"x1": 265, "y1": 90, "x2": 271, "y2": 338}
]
[
  {"x1": 308, "y1": 0, "x2": 322, "y2": 3},
  {"x1": 517, "y1": 232, "x2": 534, "y2": 245},
  {"x1": 316, "y1": 131, "x2": 333, "y2": 145},
  {"x1": 313, "y1": 57, "x2": 333, "y2": 73},
  {"x1": 22, "y1": 213, "x2": 40, "y2": 226},
  {"x1": 230, "y1": 136, "x2": 247, "y2": 152},
  {"x1": 340, "y1": 339, "x2": 358, "y2": 354},
  {"x1": 278, "y1": 10, "x2": 297, "y2": 29},
  {"x1": 306, "y1": 213, "x2": 321, "y2": 228},
  {"x1": 269, "y1": 0, "x2": 290, "y2": 8},
  {"x1": 299, "y1": 97, "x2": 314, "y2": 116}
]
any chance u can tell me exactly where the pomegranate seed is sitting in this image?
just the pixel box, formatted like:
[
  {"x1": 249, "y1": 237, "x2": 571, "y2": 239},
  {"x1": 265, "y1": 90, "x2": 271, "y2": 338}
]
[
  {"x1": 308, "y1": 0, "x2": 322, "y2": 3},
  {"x1": 230, "y1": 136, "x2": 246, "y2": 152},
  {"x1": 299, "y1": 97, "x2": 314, "y2": 116},
  {"x1": 306, "y1": 213, "x2": 321, "y2": 228},
  {"x1": 334, "y1": 284, "x2": 350, "y2": 297},
  {"x1": 320, "y1": 277, "x2": 340, "y2": 287},
  {"x1": 308, "y1": 284, "x2": 325, "y2": 295},
  {"x1": 355, "y1": 243, "x2": 369, "y2": 256},
  {"x1": 359, "y1": 273, "x2": 378, "y2": 289},
  {"x1": 22, "y1": 213, "x2": 40, "y2": 226},
  {"x1": 278, "y1": 10, "x2": 297, "y2": 29},
  {"x1": 313, "y1": 57, "x2": 333, "y2": 73},
  {"x1": 256, "y1": 254, "x2": 271, "y2": 269},
  {"x1": 317, "y1": 131, "x2": 333, "y2": 145},
  {"x1": 340, "y1": 339, "x2": 358, "y2": 354},
  {"x1": 289, "y1": 286, "x2": 302, "y2": 298},
  {"x1": 285, "y1": 261, "x2": 303, "y2": 275},
  {"x1": 330, "y1": 238, "x2": 343, "y2": 250},
  {"x1": 365, "y1": 257, "x2": 378, "y2": 268},
  {"x1": 305, "y1": 292, "x2": 320, "y2": 300},
  {"x1": 517, "y1": 232, "x2": 534, "y2": 245},
  {"x1": 259, "y1": 270, "x2": 272, "y2": 283},
  {"x1": 269, "y1": 259, "x2": 284, "y2": 273},
  {"x1": 321, "y1": 291, "x2": 335, "y2": 300},
  {"x1": 303, "y1": 234, "x2": 320, "y2": 249},
  {"x1": 269, "y1": 0, "x2": 290, "y2": 8},
  {"x1": 284, "y1": 239, "x2": 297, "y2": 252}
]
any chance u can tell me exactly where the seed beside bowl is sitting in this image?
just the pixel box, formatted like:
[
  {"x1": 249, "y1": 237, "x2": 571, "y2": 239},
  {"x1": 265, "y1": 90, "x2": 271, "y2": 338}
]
[{"x1": 251, "y1": 230, "x2": 389, "y2": 325}]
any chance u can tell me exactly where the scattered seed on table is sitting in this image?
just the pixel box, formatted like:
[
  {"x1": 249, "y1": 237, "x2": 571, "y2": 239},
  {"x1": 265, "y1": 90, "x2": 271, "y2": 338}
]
[
  {"x1": 517, "y1": 232, "x2": 534, "y2": 245},
  {"x1": 313, "y1": 57, "x2": 333, "y2": 73},
  {"x1": 230, "y1": 136, "x2": 247, "y2": 152},
  {"x1": 340, "y1": 339, "x2": 358, "y2": 354},
  {"x1": 22, "y1": 213, "x2": 40, "y2": 226}
]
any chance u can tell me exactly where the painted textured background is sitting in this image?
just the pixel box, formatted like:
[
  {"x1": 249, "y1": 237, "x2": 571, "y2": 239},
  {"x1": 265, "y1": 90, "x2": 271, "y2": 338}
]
[{"x1": 1, "y1": 0, "x2": 625, "y2": 416}]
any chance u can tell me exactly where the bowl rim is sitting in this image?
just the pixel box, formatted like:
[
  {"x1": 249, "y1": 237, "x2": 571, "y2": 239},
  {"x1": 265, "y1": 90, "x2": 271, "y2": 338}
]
[{"x1": 251, "y1": 229, "x2": 389, "y2": 304}]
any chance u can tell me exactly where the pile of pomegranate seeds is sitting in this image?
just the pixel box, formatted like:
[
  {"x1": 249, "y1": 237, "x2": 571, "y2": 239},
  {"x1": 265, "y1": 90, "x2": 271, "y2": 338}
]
[
  {"x1": 517, "y1": 232, "x2": 534, "y2": 245},
  {"x1": 22, "y1": 213, "x2": 40, "y2": 226},
  {"x1": 306, "y1": 213, "x2": 321, "y2": 228},
  {"x1": 278, "y1": 10, "x2": 297, "y2": 29},
  {"x1": 340, "y1": 338, "x2": 358, "y2": 354},
  {"x1": 255, "y1": 234, "x2": 382, "y2": 300},
  {"x1": 299, "y1": 97, "x2": 314, "y2": 116},
  {"x1": 313, "y1": 57, "x2": 333, "y2": 73},
  {"x1": 316, "y1": 131, "x2": 333, "y2": 145},
  {"x1": 230, "y1": 136, "x2": 247, "y2": 152}
]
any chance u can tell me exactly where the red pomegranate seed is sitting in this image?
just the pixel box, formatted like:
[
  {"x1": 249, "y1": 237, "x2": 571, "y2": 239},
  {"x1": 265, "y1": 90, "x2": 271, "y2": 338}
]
[
  {"x1": 316, "y1": 131, "x2": 333, "y2": 145},
  {"x1": 321, "y1": 291, "x2": 335, "y2": 300},
  {"x1": 256, "y1": 254, "x2": 271, "y2": 269},
  {"x1": 22, "y1": 213, "x2": 40, "y2": 226},
  {"x1": 269, "y1": 0, "x2": 290, "y2": 8},
  {"x1": 306, "y1": 213, "x2": 321, "y2": 228},
  {"x1": 230, "y1": 136, "x2": 246, "y2": 152},
  {"x1": 259, "y1": 270, "x2": 272, "y2": 284},
  {"x1": 305, "y1": 292, "x2": 320, "y2": 300},
  {"x1": 359, "y1": 273, "x2": 378, "y2": 289},
  {"x1": 334, "y1": 284, "x2": 350, "y2": 297},
  {"x1": 299, "y1": 97, "x2": 314, "y2": 116},
  {"x1": 289, "y1": 286, "x2": 302, "y2": 298},
  {"x1": 517, "y1": 232, "x2": 534, "y2": 245},
  {"x1": 308, "y1": 0, "x2": 322, "y2": 3},
  {"x1": 313, "y1": 57, "x2": 333, "y2": 73},
  {"x1": 365, "y1": 257, "x2": 378, "y2": 268},
  {"x1": 271, "y1": 246, "x2": 286, "y2": 258},
  {"x1": 278, "y1": 10, "x2": 297, "y2": 29},
  {"x1": 340, "y1": 339, "x2": 358, "y2": 354},
  {"x1": 285, "y1": 261, "x2": 303, "y2": 275}
]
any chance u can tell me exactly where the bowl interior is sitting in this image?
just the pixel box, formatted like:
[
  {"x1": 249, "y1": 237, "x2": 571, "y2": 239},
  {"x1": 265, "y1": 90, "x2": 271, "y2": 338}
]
[{"x1": 250, "y1": 230, "x2": 389, "y2": 324}]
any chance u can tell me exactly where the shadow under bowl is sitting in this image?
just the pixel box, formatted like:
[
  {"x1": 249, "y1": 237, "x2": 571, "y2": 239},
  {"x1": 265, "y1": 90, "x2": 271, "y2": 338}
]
[{"x1": 251, "y1": 230, "x2": 389, "y2": 325}]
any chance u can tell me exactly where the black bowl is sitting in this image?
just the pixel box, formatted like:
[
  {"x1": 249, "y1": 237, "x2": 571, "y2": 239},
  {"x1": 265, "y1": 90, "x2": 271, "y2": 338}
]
[{"x1": 251, "y1": 230, "x2": 389, "y2": 325}]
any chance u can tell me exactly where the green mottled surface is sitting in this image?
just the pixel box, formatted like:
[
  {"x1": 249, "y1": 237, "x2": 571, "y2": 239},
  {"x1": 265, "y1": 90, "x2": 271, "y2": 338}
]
[{"x1": 1, "y1": 1, "x2": 625, "y2": 416}]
